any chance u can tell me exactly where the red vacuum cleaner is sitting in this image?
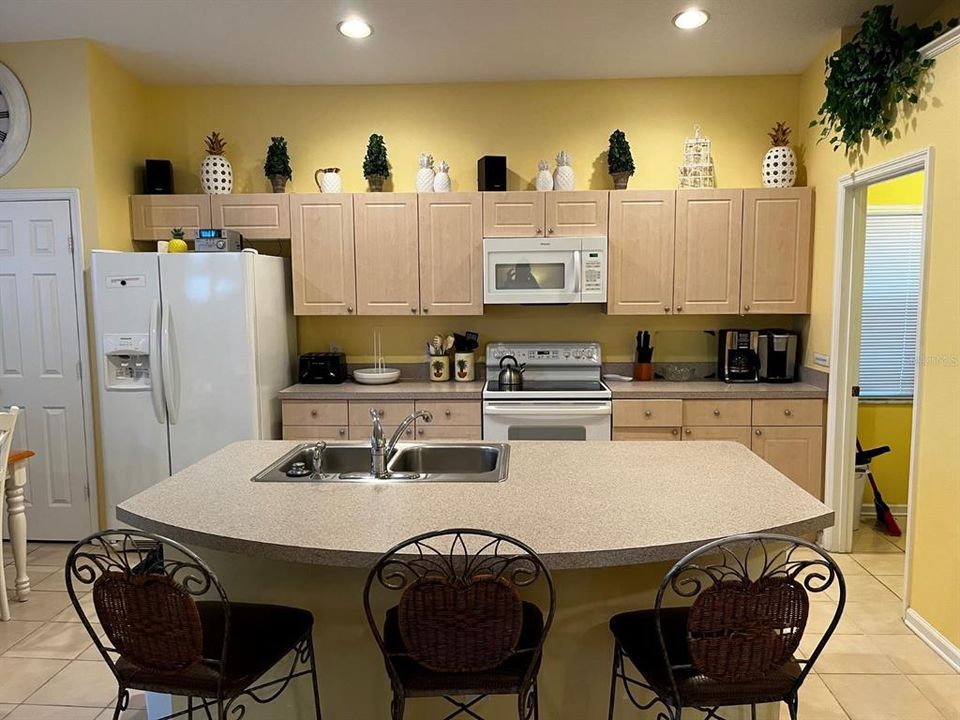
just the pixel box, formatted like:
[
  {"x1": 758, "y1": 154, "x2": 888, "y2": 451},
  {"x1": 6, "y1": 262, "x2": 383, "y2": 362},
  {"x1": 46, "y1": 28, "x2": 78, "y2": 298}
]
[{"x1": 855, "y1": 439, "x2": 902, "y2": 537}]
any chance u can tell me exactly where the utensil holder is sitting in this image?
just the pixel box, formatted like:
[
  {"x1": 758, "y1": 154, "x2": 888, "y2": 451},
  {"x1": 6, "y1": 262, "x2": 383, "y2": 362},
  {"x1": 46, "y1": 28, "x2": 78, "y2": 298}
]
[
  {"x1": 633, "y1": 362, "x2": 653, "y2": 381},
  {"x1": 429, "y1": 356, "x2": 450, "y2": 382},
  {"x1": 454, "y1": 352, "x2": 475, "y2": 382}
]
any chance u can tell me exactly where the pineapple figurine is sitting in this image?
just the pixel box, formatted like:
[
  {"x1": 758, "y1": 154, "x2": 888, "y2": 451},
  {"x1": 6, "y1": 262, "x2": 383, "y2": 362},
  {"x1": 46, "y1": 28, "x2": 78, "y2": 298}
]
[
  {"x1": 535, "y1": 160, "x2": 553, "y2": 191},
  {"x1": 416, "y1": 153, "x2": 435, "y2": 193},
  {"x1": 433, "y1": 160, "x2": 451, "y2": 192},
  {"x1": 762, "y1": 122, "x2": 797, "y2": 188},
  {"x1": 200, "y1": 131, "x2": 233, "y2": 194},
  {"x1": 553, "y1": 150, "x2": 574, "y2": 191},
  {"x1": 168, "y1": 227, "x2": 188, "y2": 253}
]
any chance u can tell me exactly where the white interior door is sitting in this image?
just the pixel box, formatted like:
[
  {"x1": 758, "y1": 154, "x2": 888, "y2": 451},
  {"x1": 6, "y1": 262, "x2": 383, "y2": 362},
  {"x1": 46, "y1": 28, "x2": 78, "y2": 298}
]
[{"x1": 0, "y1": 199, "x2": 92, "y2": 540}]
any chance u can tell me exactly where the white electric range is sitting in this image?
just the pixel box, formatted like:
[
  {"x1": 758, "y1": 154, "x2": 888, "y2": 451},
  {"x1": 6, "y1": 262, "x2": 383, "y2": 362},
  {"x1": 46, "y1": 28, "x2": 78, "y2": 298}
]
[{"x1": 482, "y1": 342, "x2": 612, "y2": 441}]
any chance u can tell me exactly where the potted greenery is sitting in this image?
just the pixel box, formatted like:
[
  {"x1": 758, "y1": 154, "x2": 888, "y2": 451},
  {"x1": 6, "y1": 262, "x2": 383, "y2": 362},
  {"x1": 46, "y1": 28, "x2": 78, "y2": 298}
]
[
  {"x1": 363, "y1": 133, "x2": 389, "y2": 191},
  {"x1": 811, "y1": 5, "x2": 957, "y2": 156},
  {"x1": 263, "y1": 136, "x2": 292, "y2": 193},
  {"x1": 607, "y1": 129, "x2": 635, "y2": 189}
]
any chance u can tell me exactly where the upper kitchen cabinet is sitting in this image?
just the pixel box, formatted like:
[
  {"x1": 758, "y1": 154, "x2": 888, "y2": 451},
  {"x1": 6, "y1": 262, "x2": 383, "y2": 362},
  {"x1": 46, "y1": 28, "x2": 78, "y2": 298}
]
[
  {"x1": 482, "y1": 191, "x2": 546, "y2": 237},
  {"x1": 741, "y1": 188, "x2": 813, "y2": 314},
  {"x1": 354, "y1": 193, "x2": 420, "y2": 315},
  {"x1": 607, "y1": 191, "x2": 676, "y2": 314},
  {"x1": 673, "y1": 189, "x2": 743, "y2": 314},
  {"x1": 290, "y1": 194, "x2": 356, "y2": 315},
  {"x1": 130, "y1": 195, "x2": 211, "y2": 241},
  {"x1": 544, "y1": 191, "x2": 609, "y2": 237},
  {"x1": 418, "y1": 193, "x2": 483, "y2": 316},
  {"x1": 210, "y1": 193, "x2": 291, "y2": 240}
]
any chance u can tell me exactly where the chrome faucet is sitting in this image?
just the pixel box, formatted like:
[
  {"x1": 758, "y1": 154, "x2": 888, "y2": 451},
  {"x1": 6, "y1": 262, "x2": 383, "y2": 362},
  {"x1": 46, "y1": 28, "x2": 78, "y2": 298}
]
[
  {"x1": 370, "y1": 408, "x2": 432, "y2": 478},
  {"x1": 311, "y1": 441, "x2": 326, "y2": 477}
]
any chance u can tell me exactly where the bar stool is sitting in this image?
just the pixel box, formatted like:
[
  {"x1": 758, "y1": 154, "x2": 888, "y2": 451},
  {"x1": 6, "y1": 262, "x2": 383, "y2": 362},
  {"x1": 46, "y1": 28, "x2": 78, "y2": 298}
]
[
  {"x1": 65, "y1": 529, "x2": 323, "y2": 719},
  {"x1": 607, "y1": 533, "x2": 845, "y2": 720},
  {"x1": 364, "y1": 528, "x2": 556, "y2": 720}
]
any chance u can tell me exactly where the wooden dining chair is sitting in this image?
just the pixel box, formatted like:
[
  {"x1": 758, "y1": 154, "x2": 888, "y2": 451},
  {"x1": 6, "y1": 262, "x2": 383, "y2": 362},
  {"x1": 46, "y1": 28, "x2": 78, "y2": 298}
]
[{"x1": 0, "y1": 406, "x2": 21, "y2": 621}]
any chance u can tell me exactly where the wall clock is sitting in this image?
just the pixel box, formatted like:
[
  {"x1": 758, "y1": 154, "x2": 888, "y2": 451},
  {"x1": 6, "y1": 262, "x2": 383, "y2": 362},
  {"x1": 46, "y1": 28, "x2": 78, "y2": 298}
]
[{"x1": 0, "y1": 62, "x2": 31, "y2": 177}]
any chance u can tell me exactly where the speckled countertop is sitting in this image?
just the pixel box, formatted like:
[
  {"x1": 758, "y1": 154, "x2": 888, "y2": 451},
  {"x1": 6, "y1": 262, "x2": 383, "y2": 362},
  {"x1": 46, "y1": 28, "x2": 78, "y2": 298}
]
[
  {"x1": 606, "y1": 380, "x2": 827, "y2": 400},
  {"x1": 118, "y1": 440, "x2": 832, "y2": 570},
  {"x1": 280, "y1": 381, "x2": 485, "y2": 400}
]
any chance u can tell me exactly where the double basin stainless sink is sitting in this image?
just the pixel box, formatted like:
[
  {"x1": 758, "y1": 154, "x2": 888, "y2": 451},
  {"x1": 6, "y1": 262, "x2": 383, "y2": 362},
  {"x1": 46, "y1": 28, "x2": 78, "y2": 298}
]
[{"x1": 252, "y1": 442, "x2": 509, "y2": 484}]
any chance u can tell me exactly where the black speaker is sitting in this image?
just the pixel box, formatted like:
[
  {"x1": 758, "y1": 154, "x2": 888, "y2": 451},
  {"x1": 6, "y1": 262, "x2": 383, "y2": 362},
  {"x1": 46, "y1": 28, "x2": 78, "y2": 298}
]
[
  {"x1": 143, "y1": 159, "x2": 174, "y2": 194},
  {"x1": 477, "y1": 155, "x2": 507, "y2": 191}
]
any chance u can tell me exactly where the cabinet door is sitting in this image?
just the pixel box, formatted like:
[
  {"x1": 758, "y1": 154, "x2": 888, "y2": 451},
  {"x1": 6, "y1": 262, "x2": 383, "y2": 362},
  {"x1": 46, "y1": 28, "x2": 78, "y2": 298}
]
[
  {"x1": 613, "y1": 427, "x2": 681, "y2": 441},
  {"x1": 674, "y1": 189, "x2": 743, "y2": 314},
  {"x1": 741, "y1": 188, "x2": 812, "y2": 314},
  {"x1": 211, "y1": 193, "x2": 291, "y2": 240},
  {"x1": 415, "y1": 400, "x2": 482, "y2": 426},
  {"x1": 682, "y1": 426, "x2": 752, "y2": 447},
  {"x1": 545, "y1": 191, "x2": 609, "y2": 237},
  {"x1": 281, "y1": 401, "x2": 349, "y2": 426},
  {"x1": 290, "y1": 194, "x2": 356, "y2": 315},
  {"x1": 283, "y1": 425, "x2": 348, "y2": 441},
  {"x1": 418, "y1": 193, "x2": 483, "y2": 316},
  {"x1": 752, "y1": 426, "x2": 824, "y2": 498},
  {"x1": 354, "y1": 193, "x2": 420, "y2": 315},
  {"x1": 416, "y1": 425, "x2": 483, "y2": 441},
  {"x1": 752, "y1": 399, "x2": 824, "y2": 426},
  {"x1": 130, "y1": 195, "x2": 211, "y2": 241},
  {"x1": 682, "y1": 399, "x2": 752, "y2": 427},
  {"x1": 482, "y1": 192, "x2": 545, "y2": 237},
  {"x1": 613, "y1": 399, "x2": 683, "y2": 427},
  {"x1": 608, "y1": 191, "x2": 675, "y2": 314}
]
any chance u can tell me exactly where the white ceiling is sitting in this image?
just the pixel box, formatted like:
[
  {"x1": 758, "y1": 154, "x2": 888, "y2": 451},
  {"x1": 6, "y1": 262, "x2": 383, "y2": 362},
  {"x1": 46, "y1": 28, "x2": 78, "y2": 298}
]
[{"x1": 0, "y1": 0, "x2": 941, "y2": 85}]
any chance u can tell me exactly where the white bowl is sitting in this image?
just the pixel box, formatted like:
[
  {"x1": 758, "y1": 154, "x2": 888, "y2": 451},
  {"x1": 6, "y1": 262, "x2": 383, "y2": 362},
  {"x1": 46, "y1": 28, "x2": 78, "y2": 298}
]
[{"x1": 353, "y1": 368, "x2": 401, "y2": 385}]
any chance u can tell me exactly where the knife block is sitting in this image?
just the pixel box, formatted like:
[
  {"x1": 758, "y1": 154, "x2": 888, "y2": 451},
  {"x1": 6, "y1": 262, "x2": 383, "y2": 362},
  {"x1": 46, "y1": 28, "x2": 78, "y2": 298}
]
[{"x1": 633, "y1": 362, "x2": 653, "y2": 381}]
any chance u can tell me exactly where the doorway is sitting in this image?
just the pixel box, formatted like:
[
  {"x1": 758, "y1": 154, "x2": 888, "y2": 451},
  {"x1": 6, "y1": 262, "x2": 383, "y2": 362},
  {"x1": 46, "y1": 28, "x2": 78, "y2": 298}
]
[{"x1": 0, "y1": 190, "x2": 97, "y2": 539}]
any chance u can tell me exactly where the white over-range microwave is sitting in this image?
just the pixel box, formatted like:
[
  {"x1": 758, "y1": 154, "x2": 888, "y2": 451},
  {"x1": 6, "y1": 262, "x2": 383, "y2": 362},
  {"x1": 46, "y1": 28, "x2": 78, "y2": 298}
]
[{"x1": 483, "y1": 236, "x2": 607, "y2": 304}]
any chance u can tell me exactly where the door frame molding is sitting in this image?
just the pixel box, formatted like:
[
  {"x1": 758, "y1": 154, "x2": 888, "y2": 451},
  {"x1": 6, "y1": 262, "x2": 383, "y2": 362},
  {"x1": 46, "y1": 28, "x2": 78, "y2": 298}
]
[{"x1": 0, "y1": 188, "x2": 98, "y2": 535}]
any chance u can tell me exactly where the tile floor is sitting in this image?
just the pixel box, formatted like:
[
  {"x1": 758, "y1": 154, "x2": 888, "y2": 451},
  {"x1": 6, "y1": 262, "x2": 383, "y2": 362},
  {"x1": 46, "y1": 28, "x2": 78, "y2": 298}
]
[{"x1": 0, "y1": 523, "x2": 955, "y2": 720}]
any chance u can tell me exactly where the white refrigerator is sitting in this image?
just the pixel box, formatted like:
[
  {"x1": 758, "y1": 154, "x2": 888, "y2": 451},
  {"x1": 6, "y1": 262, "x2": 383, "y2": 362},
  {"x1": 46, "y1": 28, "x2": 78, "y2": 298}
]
[{"x1": 91, "y1": 251, "x2": 295, "y2": 525}]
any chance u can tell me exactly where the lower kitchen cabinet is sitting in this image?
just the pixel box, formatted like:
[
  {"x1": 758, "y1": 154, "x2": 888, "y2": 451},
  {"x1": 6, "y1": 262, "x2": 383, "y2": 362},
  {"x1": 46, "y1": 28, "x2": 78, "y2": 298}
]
[
  {"x1": 349, "y1": 425, "x2": 414, "y2": 441},
  {"x1": 751, "y1": 426, "x2": 824, "y2": 499},
  {"x1": 282, "y1": 425, "x2": 348, "y2": 441},
  {"x1": 682, "y1": 426, "x2": 752, "y2": 446},
  {"x1": 415, "y1": 426, "x2": 482, "y2": 441},
  {"x1": 613, "y1": 427, "x2": 681, "y2": 441}
]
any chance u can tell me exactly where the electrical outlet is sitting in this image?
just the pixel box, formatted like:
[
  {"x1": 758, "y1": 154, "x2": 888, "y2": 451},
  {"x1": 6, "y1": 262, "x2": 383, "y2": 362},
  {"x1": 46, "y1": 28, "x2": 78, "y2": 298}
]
[
  {"x1": 813, "y1": 353, "x2": 830, "y2": 368},
  {"x1": 329, "y1": 343, "x2": 342, "y2": 353}
]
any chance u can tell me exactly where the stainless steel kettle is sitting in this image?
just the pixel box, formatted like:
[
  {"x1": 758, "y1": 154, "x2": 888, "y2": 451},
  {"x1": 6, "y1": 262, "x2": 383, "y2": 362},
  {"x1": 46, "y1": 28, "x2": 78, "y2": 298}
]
[{"x1": 497, "y1": 355, "x2": 526, "y2": 390}]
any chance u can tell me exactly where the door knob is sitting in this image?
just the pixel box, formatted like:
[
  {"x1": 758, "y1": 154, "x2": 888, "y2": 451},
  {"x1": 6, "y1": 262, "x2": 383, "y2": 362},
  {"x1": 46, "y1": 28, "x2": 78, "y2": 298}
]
[
  {"x1": 671, "y1": 428, "x2": 679, "y2": 435},
  {"x1": 310, "y1": 409, "x2": 318, "y2": 418},
  {"x1": 744, "y1": 304, "x2": 751, "y2": 311},
  {"x1": 422, "y1": 308, "x2": 429, "y2": 314},
  {"x1": 664, "y1": 306, "x2": 671, "y2": 312},
  {"x1": 536, "y1": 227, "x2": 543, "y2": 235},
  {"x1": 444, "y1": 409, "x2": 451, "y2": 417},
  {"x1": 338, "y1": 428, "x2": 345, "y2": 436},
  {"x1": 676, "y1": 306, "x2": 683, "y2": 312},
  {"x1": 418, "y1": 428, "x2": 425, "y2": 436},
  {"x1": 410, "y1": 308, "x2": 417, "y2": 313}
]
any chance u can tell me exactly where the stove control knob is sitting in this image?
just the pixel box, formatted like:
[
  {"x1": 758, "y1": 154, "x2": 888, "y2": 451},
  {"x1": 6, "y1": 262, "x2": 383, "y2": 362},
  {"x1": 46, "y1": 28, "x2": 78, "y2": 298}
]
[{"x1": 573, "y1": 349, "x2": 582, "y2": 359}]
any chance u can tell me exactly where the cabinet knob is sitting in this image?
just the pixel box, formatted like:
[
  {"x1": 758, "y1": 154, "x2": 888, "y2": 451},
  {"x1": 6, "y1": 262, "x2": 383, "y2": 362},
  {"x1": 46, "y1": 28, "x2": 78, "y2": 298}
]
[
  {"x1": 744, "y1": 304, "x2": 751, "y2": 311},
  {"x1": 338, "y1": 428, "x2": 346, "y2": 436},
  {"x1": 713, "y1": 409, "x2": 720, "y2": 416},
  {"x1": 418, "y1": 428, "x2": 425, "y2": 436},
  {"x1": 444, "y1": 409, "x2": 452, "y2": 417},
  {"x1": 536, "y1": 227, "x2": 543, "y2": 235},
  {"x1": 784, "y1": 408, "x2": 792, "y2": 416},
  {"x1": 684, "y1": 428, "x2": 692, "y2": 435},
  {"x1": 410, "y1": 308, "x2": 417, "y2": 314},
  {"x1": 664, "y1": 305, "x2": 671, "y2": 312},
  {"x1": 548, "y1": 227, "x2": 555, "y2": 234},
  {"x1": 347, "y1": 305, "x2": 354, "y2": 313},
  {"x1": 378, "y1": 408, "x2": 385, "y2": 417},
  {"x1": 671, "y1": 428, "x2": 679, "y2": 435},
  {"x1": 676, "y1": 306, "x2": 683, "y2": 312},
  {"x1": 422, "y1": 308, "x2": 429, "y2": 314},
  {"x1": 406, "y1": 428, "x2": 413, "y2": 436},
  {"x1": 310, "y1": 409, "x2": 318, "y2": 418},
  {"x1": 644, "y1": 409, "x2": 652, "y2": 417},
  {"x1": 755, "y1": 429, "x2": 762, "y2": 436}
]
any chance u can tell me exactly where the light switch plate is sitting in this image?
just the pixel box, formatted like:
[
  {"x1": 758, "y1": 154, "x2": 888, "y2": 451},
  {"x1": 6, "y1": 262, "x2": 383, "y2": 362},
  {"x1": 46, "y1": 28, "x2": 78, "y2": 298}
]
[{"x1": 813, "y1": 353, "x2": 830, "y2": 368}]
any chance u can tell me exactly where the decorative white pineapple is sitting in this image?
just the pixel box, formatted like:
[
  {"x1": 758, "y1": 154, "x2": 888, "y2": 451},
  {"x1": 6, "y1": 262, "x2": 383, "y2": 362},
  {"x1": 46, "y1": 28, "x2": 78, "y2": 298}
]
[
  {"x1": 553, "y1": 151, "x2": 574, "y2": 191},
  {"x1": 200, "y1": 132, "x2": 233, "y2": 194},
  {"x1": 535, "y1": 160, "x2": 554, "y2": 191},
  {"x1": 433, "y1": 160, "x2": 451, "y2": 192},
  {"x1": 416, "y1": 153, "x2": 435, "y2": 193},
  {"x1": 762, "y1": 122, "x2": 797, "y2": 188}
]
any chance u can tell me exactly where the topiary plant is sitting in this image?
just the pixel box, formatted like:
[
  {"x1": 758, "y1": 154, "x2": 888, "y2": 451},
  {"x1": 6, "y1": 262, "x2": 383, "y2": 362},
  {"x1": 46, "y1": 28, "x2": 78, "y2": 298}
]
[
  {"x1": 607, "y1": 129, "x2": 635, "y2": 175},
  {"x1": 264, "y1": 136, "x2": 292, "y2": 188},
  {"x1": 363, "y1": 133, "x2": 389, "y2": 190},
  {"x1": 811, "y1": 5, "x2": 957, "y2": 156}
]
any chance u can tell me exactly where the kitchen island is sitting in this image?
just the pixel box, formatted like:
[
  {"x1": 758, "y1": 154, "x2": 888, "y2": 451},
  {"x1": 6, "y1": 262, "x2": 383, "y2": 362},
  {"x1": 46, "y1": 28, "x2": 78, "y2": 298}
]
[{"x1": 119, "y1": 440, "x2": 832, "y2": 719}]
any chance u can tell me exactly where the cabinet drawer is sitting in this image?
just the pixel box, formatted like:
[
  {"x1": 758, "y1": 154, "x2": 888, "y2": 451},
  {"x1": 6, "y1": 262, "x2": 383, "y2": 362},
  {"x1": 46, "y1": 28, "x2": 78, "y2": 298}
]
[
  {"x1": 752, "y1": 399, "x2": 823, "y2": 426},
  {"x1": 613, "y1": 399, "x2": 683, "y2": 427},
  {"x1": 283, "y1": 425, "x2": 348, "y2": 440},
  {"x1": 415, "y1": 426, "x2": 483, "y2": 441},
  {"x1": 613, "y1": 427, "x2": 681, "y2": 441},
  {"x1": 348, "y1": 400, "x2": 415, "y2": 425},
  {"x1": 683, "y1": 399, "x2": 752, "y2": 426},
  {"x1": 415, "y1": 400, "x2": 481, "y2": 426},
  {"x1": 682, "y1": 426, "x2": 752, "y2": 447},
  {"x1": 282, "y1": 401, "x2": 348, "y2": 426},
  {"x1": 349, "y1": 425, "x2": 414, "y2": 442}
]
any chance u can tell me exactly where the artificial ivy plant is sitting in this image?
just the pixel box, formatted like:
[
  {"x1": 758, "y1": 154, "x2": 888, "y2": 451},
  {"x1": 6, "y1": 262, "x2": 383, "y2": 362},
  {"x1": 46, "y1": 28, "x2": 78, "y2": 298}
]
[
  {"x1": 811, "y1": 4, "x2": 957, "y2": 156},
  {"x1": 363, "y1": 133, "x2": 390, "y2": 179},
  {"x1": 263, "y1": 136, "x2": 292, "y2": 181}
]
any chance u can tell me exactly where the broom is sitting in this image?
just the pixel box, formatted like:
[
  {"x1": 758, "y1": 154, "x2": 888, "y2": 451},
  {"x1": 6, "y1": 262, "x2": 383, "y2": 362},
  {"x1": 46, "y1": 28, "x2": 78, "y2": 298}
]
[{"x1": 857, "y1": 439, "x2": 902, "y2": 536}]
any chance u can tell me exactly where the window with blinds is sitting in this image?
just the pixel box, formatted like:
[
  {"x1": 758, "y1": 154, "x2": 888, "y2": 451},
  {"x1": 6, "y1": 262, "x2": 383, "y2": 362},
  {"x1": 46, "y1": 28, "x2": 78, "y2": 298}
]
[{"x1": 859, "y1": 211, "x2": 923, "y2": 399}]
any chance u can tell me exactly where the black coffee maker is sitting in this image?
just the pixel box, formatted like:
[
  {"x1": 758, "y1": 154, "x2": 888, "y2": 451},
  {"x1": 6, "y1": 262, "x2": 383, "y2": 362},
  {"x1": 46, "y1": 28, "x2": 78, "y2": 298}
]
[{"x1": 717, "y1": 329, "x2": 760, "y2": 383}]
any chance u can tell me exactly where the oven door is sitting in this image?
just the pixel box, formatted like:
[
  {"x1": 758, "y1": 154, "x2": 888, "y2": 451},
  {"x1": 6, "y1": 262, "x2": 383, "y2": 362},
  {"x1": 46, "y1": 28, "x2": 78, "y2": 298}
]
[
  {"x1": 482, "y1": 401, "x2": 612, "y2": 441},
  {"x1": 483, "y1": 237, "x2": 580, "y2": 304}
]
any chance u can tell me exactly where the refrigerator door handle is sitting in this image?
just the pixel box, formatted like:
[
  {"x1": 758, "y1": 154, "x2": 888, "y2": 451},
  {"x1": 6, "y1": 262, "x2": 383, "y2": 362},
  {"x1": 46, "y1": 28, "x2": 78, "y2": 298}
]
[
  {"x1": 160, "y1": 303, "x2": 181, "y2": 424},
  {"x1": 148, "y1": 300, "x2": 165, "y2": 424}
]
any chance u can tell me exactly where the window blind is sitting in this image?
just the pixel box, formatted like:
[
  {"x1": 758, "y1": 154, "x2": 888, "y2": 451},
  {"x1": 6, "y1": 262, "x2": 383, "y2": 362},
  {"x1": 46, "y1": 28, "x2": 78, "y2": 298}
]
[{"x1": 859, "y1": 211, "x2": 922, "y2": 399}]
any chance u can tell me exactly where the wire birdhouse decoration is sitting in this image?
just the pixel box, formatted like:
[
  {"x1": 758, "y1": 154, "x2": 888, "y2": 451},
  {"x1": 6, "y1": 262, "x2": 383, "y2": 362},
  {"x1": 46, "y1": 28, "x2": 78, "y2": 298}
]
[{"x1": 678, "y1": 125, "x2": 716, "y2": 188}]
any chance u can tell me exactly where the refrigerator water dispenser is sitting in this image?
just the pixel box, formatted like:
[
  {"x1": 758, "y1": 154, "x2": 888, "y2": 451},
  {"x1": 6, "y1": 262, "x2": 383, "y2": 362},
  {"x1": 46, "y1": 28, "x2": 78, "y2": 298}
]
[{"x1": 103, "y1": 334, "x2": 151, "y2": 390}]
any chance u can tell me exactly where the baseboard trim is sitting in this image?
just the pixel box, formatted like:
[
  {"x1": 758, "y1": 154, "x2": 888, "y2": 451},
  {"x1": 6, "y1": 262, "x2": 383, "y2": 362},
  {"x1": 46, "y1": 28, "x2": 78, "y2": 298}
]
[
  {"x1": 860, "y1": 503, "x2": 908, "y2": 517},
  {"x1": 904, "y1": 608, "x2": 960, "y2": 672}
]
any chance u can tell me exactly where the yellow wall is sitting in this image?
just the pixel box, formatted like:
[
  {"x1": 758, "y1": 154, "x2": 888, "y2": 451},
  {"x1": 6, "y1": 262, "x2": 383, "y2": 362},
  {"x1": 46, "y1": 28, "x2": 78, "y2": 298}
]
[{"x1": 800, "y1": 34, "x2": 960, "y2": 644}]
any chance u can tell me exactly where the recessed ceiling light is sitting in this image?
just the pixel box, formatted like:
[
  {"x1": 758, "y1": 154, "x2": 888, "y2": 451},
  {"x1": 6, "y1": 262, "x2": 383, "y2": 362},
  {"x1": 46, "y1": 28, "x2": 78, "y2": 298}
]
[
  {"x1": 338, "y1": 17, "x2": 372, "y2": 39},
  {"x1": 673, "y1": 9, "x2": 709, "y2": 29}
]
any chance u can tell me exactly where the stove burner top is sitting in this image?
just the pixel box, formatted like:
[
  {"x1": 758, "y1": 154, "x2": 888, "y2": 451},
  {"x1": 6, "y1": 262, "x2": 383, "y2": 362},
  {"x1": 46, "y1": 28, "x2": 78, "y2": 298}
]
[{"x1": 484, "y1": 380, "x2": 608, "y2": 393}]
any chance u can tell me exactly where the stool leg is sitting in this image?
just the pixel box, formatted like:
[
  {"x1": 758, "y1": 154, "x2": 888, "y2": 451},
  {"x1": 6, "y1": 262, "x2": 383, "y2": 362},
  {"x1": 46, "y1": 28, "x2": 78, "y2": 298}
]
[
  {"x1": 306, "y1": 634, "x2": 322, "y2": 719},
  {"x1": 607, "y1": 643, "x2": 620, "y2": 720},
  {"x1": 6, "y1": 467, "x2": 30, "y2": 602}
]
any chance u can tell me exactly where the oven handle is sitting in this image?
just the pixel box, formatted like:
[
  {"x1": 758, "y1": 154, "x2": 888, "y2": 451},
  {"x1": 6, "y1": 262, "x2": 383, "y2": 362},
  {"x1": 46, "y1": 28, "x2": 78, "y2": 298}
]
[
  {"x1": 573, "y1": 250, "x2": 582, "y2": 294},
  {"x1": 484, "y1": 403, "x2": 611, "y2": 416}
]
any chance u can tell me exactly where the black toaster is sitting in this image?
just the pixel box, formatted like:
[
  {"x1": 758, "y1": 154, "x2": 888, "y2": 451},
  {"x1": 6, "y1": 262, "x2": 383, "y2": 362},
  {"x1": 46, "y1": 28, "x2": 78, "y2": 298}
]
[{"x1": 298, "y1": 352, "x2": 347, "y2": 384}]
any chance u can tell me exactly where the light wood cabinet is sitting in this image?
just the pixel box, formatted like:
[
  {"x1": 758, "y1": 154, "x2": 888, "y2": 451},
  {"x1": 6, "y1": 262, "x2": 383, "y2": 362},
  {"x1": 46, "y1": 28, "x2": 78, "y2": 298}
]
[
  {"x1": 741, "y1": 188, "x2": 813, "y2": 314},
  {"x1": 418, "y1": 193, "x2": 483, "y2": 316},
  {"x1": 751, "y1": 426, "x2": 824, "y2": 498},
  {"x1": 290, "y1": 194, "x2": 356, "y2": 316},
  {"x1": 283, "y1": 425, "x2": 348, "y2": 441},
  {"x1": 416, "y1": 426, "x2": 483, "y2": 441},
  {"x1": 414, "y1": 400, "x2": 482, "y2": 427},
  {"x1": 682, "y1": 399, "x2": 752, "y2": 427},
  {"x1": 482, "y1": 192, "x2": 546, "y2": 237},
  {"x1": 349, "y1": 425, "x2": 414, "y2": 442},
  {"x1": 544, "y1": 191, "x2": 609, "y2": 237},
  {"x1": 607, "y1": 191, "x2": 676, "y2": 315},
  {"x1": 682, "y1": 426, "x2": 752, "y2": 447},
  {"x1": 674, "y1": 189, "x2": 743, "y2": 314},
  {"x1": 613, "y1": 427, "x2": 681, "y2": 441},
  {"x1": 348, "y1": 400, "x2": 415, "y2": 425},
  {"x1": 613, "y1": 399, "x2": 683, "y2": 427},
  {"x1": 752, "y1": 398, "x2": 824, "y2": 426},
  {"x1": 281, "y1": 401, "x2": 349, "y2": 426},
  {"x1": 211, "y1": 193, "x2": 290, "y2": 240},
  {"x1": 130, "y1": 195, "x2": 211, "y2": 241},
  {"x1": 354, "y1": 193, "x2": 420, "y2": 315}
]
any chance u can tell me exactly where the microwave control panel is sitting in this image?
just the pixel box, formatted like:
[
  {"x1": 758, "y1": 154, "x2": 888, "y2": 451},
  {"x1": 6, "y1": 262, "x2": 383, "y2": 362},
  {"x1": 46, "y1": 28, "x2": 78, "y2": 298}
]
[{"x1": 582, "y1": 250, "x2": 604, "y2": 294}]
